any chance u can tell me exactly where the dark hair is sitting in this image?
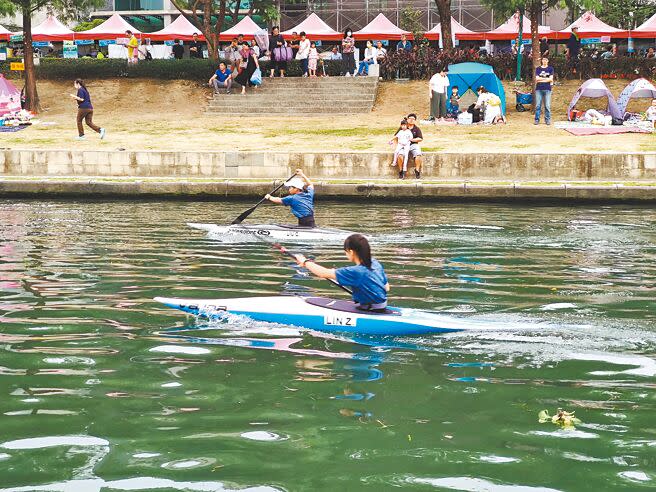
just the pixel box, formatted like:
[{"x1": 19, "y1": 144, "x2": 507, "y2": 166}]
[
  {"x1": 272, "y1": 26, "x2": 279, "y2": 31},
  {"x1": 407, "y1": 113, "x2": 417, "y2": 119},
  {"x1": 344, "y1": 234, "x2": 372, "y2": 268},
  {"x1": 300, "y1": 31, "x2": 306, "y2": 37},
  {"x1": 74, "y1": 78, "x2": 87, "y2": 90},
  {"x1": 343, "y1": 28, "x2": 352, "y2": 38},
  {"x1": 452, "y1": 85, "x2": 459, "y2": 90},
  {"x1": 477, "y1": 86, "x2": 487, "y2": 93},
  {"x1": 125, "y1": 30, "x2": 133, "y2": 35},
  {"x1": 193, "y1": 32, "x2": 198, "y2": 36},
  {"x1": 396, "y1": 118, "x2": 408, "y2": 134},
  {"x1": 232, "y1": 37, "x2": 238, "y2": 42}
]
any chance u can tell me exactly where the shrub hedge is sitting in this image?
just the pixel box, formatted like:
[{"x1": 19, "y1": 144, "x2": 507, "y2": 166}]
[
  {"x1": 1, "y1": 53, "x2": 654, "y2": 82},
  {"x1": 380, "y1": 48, "x2": 656, "y2": 81},
  {"x1": 0, "y1": 58, "x2": 344, "y2": 81}
]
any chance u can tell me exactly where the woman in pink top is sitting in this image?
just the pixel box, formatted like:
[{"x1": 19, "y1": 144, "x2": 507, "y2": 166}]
[{"x1": 341, "y1": 28, "x2": 356, "y2": 76}]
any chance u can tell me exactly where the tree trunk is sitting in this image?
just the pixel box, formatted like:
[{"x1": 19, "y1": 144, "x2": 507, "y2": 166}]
[
  {"x1": 529, "y1": 1, "x2": 540, "y2": 114},
  {"x1": 435, "y1": 0, "x2": 453, "y2": 50},
  {"x1": 202, "y1": 0, "x2": 218, "y2": 61},
  {"x1": 22, "y1": 7, "x2": 39, "y2": 113},
  {"x1": 529, "y1": 2, "x2": 540, "y2": 86}
]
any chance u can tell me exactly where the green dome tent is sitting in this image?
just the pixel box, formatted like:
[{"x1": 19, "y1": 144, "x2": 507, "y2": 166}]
[{"x1": 446, "y1": 62, "x2": 506, "y2": 114}]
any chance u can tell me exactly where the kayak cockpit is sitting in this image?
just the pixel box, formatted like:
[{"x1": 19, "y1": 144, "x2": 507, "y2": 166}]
[{"x1": 304, "y1": 297, "x2": 401, "y2": 316}]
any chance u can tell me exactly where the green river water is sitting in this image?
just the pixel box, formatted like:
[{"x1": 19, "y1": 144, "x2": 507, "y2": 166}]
[{"x1": 0, "y1": 199, "x2": 655, "y2": 491}]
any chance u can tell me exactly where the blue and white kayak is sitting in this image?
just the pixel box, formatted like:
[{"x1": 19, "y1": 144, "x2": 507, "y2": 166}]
[
  {"x1": 154, "y1": 295, "x2": 494, "y2": 336},
  {"x1": 188, "y1": 223, "x2": 353, "y2": 242}
]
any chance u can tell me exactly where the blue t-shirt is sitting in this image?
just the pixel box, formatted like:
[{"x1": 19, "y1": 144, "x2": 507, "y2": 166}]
[
  {"x1": 281, "y1": 186, "x2": 314, "y2": 219},
  {"x1": 215, "y1": 68, "x2": 231, "y2": 82},
  {"x1": 535, "y1": 66, "x2": 554, "y2": 91},
  {"x1": 77, "y1": 87, "x2": 92, "y2": 109},
  {"x1": 335, "y1": 259, "x2": 388, "y2": 306}
]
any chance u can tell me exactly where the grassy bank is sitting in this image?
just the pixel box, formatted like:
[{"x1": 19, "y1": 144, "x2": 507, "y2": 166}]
[{"x1": 3, "y1": 78, "x2": 654, "y2": 153}]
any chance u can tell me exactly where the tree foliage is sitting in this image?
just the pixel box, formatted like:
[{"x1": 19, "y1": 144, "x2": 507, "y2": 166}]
[
  {"x1": 169, "y1": 0, "x2": 277, "y2": 61},
  {"x1": 596, "y1": 0, "x2": 655, "y2": 30},
  {"x1": 72, "y1": 17, "x2": 104, "y2": 32}
]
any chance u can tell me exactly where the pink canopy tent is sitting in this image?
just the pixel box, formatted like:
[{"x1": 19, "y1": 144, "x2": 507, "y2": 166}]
[
  {"x1": 149, "y1": 15, "x2": 204, "y2": 41},
  {"x1": 459, "y1": 13, "x2": 551, "y2": 41},
  {"x1": 0, "y1": 24, "x2": 11, "y2": 41},
  {"x1": 424, "y1": 17, "x2": 476, "y2": 41},
  {"x1": 0, "y1": 74, "x2": 21, "y2": 116},
  {"x1": 31, "y1": 15, "x2": 75, "y2": 41},
  {"x1": 555, "y1": 11, "x2": 628, "y2": 39},
  {"x1": 353, "y1": 13, "x2": 412, "y2": 40},
  {"x1": 632, "y1": 12, "x2": 656, "y2": 38},
  {"x1": 281, "y1": 13, "x2": 341, "y2": 40},
  {"x1": 75, "y1": 13, "x2": 141, "y2": 40},
  {"x1": 219, "y1": 16, "x2": 263, "y2": 41}
]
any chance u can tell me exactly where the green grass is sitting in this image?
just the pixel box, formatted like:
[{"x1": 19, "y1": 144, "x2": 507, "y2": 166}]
[{"x1": 422, "y1": 146, "x2": 445, "y2": 152}]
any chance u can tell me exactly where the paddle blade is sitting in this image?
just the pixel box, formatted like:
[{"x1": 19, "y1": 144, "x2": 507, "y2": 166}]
[{"x1": 231, "y1": 206, "x2": 257, "y2": 224}]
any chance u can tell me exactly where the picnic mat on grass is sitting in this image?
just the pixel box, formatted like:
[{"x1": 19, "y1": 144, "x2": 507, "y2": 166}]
[
  {"x1": 0, "y1": 125, "x2": 28, "y2": 133},
  {"x1": 563, "y1": 126, "x2": 651, "y2": 136}
]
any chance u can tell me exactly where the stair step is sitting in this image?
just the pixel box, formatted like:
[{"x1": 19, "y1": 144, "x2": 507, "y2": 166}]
[
  {"x1": 206, "y1": 108, "x2": 371, "y2": 116},
  {"x1": 209, "y1": 96, "x2": 374, "y2": 103}
]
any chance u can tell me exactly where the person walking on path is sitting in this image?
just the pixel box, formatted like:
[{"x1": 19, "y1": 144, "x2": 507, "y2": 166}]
[
  {"x1": 406, "y1": 113, "x2": 423, "y2": 179},
  {"x1": 429, "y1": 68, "x2": 449, "y2": 121},
  {"x1": 69, "y1": 79, "x2": 105, "y2": 141},
  {"x1": 341, "y1": 29, "x2": 356, "y2": 76},
  {"x1": 534, "y1": 56, "x2": 554, "y2": 125},
  {"x1": 265, "y1": 169, "x2": 316, "y2": 227}
]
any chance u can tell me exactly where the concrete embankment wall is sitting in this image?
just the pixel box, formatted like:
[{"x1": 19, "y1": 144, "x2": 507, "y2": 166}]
[
  {"x1": 2, "y1": 149, "x2": 656, "y2": 181},
  {"x1": 1, "y1": 149, "x2": 656, "y2": 201}
]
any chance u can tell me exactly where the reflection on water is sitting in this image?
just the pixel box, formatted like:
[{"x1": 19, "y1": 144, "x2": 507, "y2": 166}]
[{"x1": 0, "y1": 199, "x2": 655, "y2": 491}]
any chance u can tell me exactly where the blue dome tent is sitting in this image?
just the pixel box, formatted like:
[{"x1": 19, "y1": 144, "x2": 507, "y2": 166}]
[{"x1": 446, "y1": 62, "x2": 506, "y2": 114}]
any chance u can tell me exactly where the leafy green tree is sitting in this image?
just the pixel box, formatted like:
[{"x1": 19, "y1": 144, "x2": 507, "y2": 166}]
[
  {"x1": 596, "y1": 0, "x2": 654, "y2": 30},
  {"x1": 169, "y1": 0, "x2": 278, "y2": 61},
  {"x1": 0, "y1": 0, "x2": 103, "y2": 112},
  {"x1": 72, "y1": 17, "x2": 104, "y2": 31}
]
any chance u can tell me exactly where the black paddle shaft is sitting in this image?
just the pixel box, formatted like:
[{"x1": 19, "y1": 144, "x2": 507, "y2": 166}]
[
  {"x1": 231, "y1": 172, "x2": 298, "y2": 225},
  {"x1": 273, "y1": 243, "x2": 353, "y2": 295}
]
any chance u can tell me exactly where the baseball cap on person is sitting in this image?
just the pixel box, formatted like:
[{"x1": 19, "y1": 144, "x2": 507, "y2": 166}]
[{"x1": 285, "y1": 177, "x2": 306, "y2": 189}]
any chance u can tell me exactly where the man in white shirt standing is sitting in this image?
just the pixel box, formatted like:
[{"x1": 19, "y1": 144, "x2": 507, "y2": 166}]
[{"x1": 429, "y1": 67, "x2": 450, "y2": 121}]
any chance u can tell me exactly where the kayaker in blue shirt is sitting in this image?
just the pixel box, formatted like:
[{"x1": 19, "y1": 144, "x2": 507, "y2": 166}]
[
  {"x1": 294, "y1": 234, "x2": 390, "y2": 311},
  {"x1": 265, "y1": 169, "x2": 316, "y2": 227}
]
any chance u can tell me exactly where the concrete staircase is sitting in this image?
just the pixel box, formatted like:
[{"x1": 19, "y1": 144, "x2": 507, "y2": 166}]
[{"x1": 206, "y1": 77, "x2": 378, "y2": 115}]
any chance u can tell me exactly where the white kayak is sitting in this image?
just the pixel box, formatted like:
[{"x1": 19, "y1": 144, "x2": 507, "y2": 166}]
[
  {"x1": 154, "y1": 295, "x2": 498, "y2": 336},
  {"x1": 188, "y1": 223, "x2": 354, "y2": 242}
]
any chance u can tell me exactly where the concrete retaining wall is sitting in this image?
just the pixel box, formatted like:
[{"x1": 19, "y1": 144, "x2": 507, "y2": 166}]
[
  {"x1": 1, "y1": 179, "x2": 654, "y2": 202},
  {"x1": 2, "y1": 149, "x2": 656, "y2": 180}
]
